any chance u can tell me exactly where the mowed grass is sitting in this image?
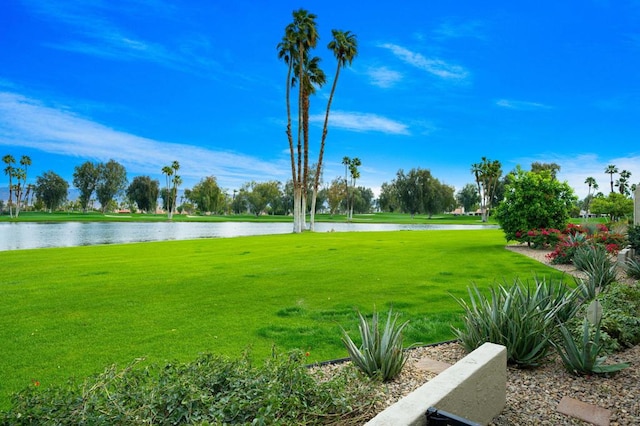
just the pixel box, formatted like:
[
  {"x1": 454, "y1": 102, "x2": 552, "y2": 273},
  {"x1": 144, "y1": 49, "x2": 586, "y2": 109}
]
[{"x1": 0, "y1": 229, "x2": 566, "y2": 408}]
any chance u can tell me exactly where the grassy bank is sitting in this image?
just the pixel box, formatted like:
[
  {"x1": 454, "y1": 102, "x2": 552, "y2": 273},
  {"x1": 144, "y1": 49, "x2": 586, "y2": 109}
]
[
  {"x1": 0, "y1": 229, "x2": 566, "y2": 408},
  {"x1": 0, "y1": 211, "x2": 495, "y2": 225}
]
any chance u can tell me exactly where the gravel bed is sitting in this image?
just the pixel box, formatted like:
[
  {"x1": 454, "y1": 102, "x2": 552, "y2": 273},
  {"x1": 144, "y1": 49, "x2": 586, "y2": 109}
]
[{"x1": 317, "y1": 245, "x2": 640, "y2": 425}]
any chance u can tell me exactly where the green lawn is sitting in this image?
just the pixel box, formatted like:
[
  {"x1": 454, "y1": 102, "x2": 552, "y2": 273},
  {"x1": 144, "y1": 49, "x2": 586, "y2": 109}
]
[{"x1": 0, "y1": 229, "x2": 566, "y2": 408}]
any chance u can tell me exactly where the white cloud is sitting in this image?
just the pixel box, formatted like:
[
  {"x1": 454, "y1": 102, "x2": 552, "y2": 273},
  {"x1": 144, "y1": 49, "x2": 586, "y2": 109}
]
[
  {"x1": 310, "y1": 111, "x2": 410, "y2": 135},
  {"x1": 366, "y1": 66, "x2": 403, "y2": 88},
  {"x1": 514, "y1": 153, "x2": 640, "y2": 199},
  {"x1": 496, "y1": 99, "x2": 553, "y2": 110},
  {"x1": 22, "y1": 0, "x2": 223, "y2": 78},
  {"x1": 433, "y1": 19, "x2": 487, "y2": 41},
  {"x1": 378, "y1": 43, "x2": 469, "y2": 80},
  {"x1": 0, "y1": 91, "x2": 286, "y2": 189}
]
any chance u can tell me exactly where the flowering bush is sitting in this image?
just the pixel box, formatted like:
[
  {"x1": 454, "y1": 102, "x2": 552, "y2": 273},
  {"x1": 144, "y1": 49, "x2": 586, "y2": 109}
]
[
  {"x1": 545, "y1": 224, "x2": 626, "y2": 264},
  {"x1": 514, "y1": 228, "x2": 562, "y2": 248}
]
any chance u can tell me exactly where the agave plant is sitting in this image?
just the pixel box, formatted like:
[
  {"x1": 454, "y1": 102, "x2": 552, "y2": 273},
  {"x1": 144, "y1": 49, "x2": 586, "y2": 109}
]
[
  {"x1": 575, "y1": 245, "x2": 619, "y2": 300},
  {"x1": 341, "y1": 308, "x2": 409, "y2": 381},
  {"x1": 453, "y1": 277, "x2": 580, "y2": 367},
  {"x1": 626, "y1": 256, "x2": 640, "y2": 280},
  {"x1": 551, "y1": 306, "x2": 629, "y2": 376}
]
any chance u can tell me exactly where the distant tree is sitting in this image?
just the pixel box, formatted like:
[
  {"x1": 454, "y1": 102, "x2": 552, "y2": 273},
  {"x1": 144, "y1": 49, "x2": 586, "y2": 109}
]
[
  {"x1": 392, "y1": 168, "x2": 455, "y2": 217},
  {"x1": 605, "y1": 164, "x2": 618, "y2": 193},
  {"x1": 494, "y1": 167, "x2": 576, "y2": 242},
  {"x1": 126, "y1": 176, "x2": 159, "y2": 213},
  {"x1": 393, "y1": 169, "x2": 422, "y2": 217},
  {"x1": 73, "y1": 161, "x2": 100, "y2": 213},
  {"x1": 590, "y1": 192, "x2": 634, "y2": 222},
  {"x1": 531, "y1": 162, "x2": 561, "y2": 179},
  {"x1": 350, "y1": 186, "x2": 374, "y2": 214},
  {"x1": 245, "y1": 181, "x2": 282, "y2": 216},
  {"x1": 35, "y1": 171, "x2": 69, "y2": 212},
  {"x1": 2, "y1": 154, "x2": 16, "y2": 217},
  {"x1": 96, "y1": 160, "x2": 128, "y2": 213},
  {"x1": 326, "y1": 177, "x2": 346, "y2": 216},
  {"x1": 435, "y1": 183, "x2": 457, "y2": 215},
  {"x1": 186, "y1": 176, "x2": 224, "y2": 214},
  {"x1": 471, "y1": 157, "x2": 502, "y2": 222},
  {"x1": 378, "y1": 181, "x2": 400, "y2": 212},
  {"x1": 456, "y1": 183, "x2": 480, "y2": 213}
]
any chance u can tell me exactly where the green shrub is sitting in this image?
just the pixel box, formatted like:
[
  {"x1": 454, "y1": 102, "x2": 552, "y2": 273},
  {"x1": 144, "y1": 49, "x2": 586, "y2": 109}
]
[
  {"x1": 552, "y1": 307, "x2": 629, "y2": 376},
  {"x1": 626, "y1": 256, "x2": 640, "y2": 280},
  {"x1": 599, "y1": 281, "x2": 640, "y2": 348},
  {"x1": 453, "y1": 277, "x2": 579, "y2": 367},
  {"x1": 341, "y1": 309, "x2": 409, "y2": 381},
  {"x1": 1, "y1": 350, "x2": 380, "y2": 425},
  {"x1": 627, "y1": 225, "x2": 640, "y2": 251}
]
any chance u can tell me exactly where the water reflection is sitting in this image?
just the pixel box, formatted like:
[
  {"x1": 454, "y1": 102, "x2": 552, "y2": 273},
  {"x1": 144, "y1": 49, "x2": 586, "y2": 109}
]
[{"x1": 0, "y1": 221, "x2": 497, "y2": 251}]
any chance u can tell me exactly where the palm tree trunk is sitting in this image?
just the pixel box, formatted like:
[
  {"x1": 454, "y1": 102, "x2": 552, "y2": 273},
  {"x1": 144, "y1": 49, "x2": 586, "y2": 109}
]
[{"x1": 310, "y1": 65, "x2": 341, "y2": 231}]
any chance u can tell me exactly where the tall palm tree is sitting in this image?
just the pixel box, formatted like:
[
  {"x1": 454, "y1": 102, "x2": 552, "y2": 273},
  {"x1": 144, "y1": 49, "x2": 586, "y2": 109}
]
[
  {"x1": 296, "y1": 55, "x2": 326, "y2": 228},
  {"x1": 605, "y1": 164, "x2": 618, "y2": 193},
  {"x1": 309, "y1": 29, "x2": 358, "y2": 230},
  {"x1": 342, "y1": 156, "x2": 350, "y2": 217},
  {"x1": 2, "y1": 154, "x2": 16, "y2": 217},
  {"x1": 348, "y1": 157, "x2": 361, "y2": 220},
  {"x1": 14, "y1": 155, "x2": 31, "y2": 216},
  {"x1": 278, "y1": 9, "x2": 319, "y2": 233},
  {"x1": 170, "y1": 161, "x2": 181, "y2": 217},
  {"x1": 617, "y1": 169, "x2": 632, "y2": 196},
  {"x1": 161, "y1": 165, "x2": 174, "y2": 219},
  {"x1": 277, "y1": 27, "x2": 297, "y2": 218},
  {"x1": 584, "y1": 176, "x2": 597, "y2": 216}
]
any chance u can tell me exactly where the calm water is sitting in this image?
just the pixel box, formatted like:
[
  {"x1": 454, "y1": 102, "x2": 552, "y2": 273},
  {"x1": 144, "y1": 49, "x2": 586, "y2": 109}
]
[{"x1": 0, "y1": 221, "x2": 498, "y2": 251}]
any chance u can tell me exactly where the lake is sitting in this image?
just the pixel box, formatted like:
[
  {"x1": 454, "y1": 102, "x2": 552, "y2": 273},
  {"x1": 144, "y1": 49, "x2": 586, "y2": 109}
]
[{"x1": 0, "y1": 221, "x2": 498, "y2": 251}]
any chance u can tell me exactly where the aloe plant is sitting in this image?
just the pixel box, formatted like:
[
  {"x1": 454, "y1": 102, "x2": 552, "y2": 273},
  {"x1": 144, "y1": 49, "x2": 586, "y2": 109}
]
[{"x1": 341, "y1": 308, "x2": 409, "y2": 381}]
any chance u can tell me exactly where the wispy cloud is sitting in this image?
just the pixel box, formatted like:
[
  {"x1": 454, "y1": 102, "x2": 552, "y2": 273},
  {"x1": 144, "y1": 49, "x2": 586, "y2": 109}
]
[
  {"x1": 310, "y1": 111, "x2": 410, "y2": 135},
  {"x1": 0, "y1": 91, "x2": 285, "y2": 188},
  {"x1": 495, "y1": 99, "x2": 553, "y2": 110},
  {"x1": 433, "y1": 19, "x2": 487, "y2": 41},
  {"x1": 21, "y1": 0, "x2": 223, "y2": 77},
  {"x1": 378, "y1": 43, "x2": 469, "y2": 80},
  {"x1": 366, "y1": 66, "x2": 403, "y2": 88}
]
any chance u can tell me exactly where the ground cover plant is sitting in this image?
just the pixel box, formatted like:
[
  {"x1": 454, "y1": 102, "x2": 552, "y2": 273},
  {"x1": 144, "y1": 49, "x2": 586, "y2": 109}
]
[
  {"x1": 0, "y1": 229, "x2": 565, "y2": 408},
  {"x1": 2, "y1": 350, "x2": 380, "y2": 425}
]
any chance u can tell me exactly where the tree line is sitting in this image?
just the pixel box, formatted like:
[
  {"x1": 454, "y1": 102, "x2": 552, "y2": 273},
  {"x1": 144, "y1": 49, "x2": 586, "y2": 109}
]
[
  {"x1": 3, "y1": 153, "x2": 636, "y2": 223},
  {"x1": 1, "y1": 156, "x2": 378, "y2": 217}
]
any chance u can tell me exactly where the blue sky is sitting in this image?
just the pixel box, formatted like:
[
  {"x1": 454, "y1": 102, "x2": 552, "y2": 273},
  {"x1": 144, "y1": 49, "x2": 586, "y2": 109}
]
[{"x1": 1, "y1": 0, "x2": 639, "y2": 200}]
